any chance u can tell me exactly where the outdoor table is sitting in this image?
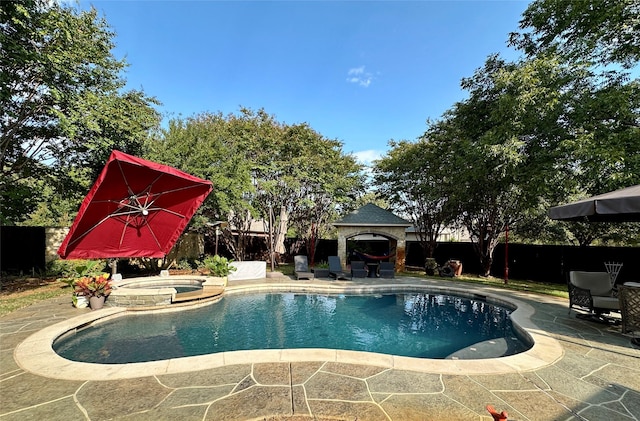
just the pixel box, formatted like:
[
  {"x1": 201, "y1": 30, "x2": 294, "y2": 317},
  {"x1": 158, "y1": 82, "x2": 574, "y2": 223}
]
[{"x1": 367, "y1": 263, "x2": 379, "y2": 278}]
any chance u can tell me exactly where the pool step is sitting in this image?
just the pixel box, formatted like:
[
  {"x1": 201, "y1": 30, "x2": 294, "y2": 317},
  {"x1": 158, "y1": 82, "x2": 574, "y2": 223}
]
[{"x1": 173, "y1": 287, "x2": 224, "y2": 303}]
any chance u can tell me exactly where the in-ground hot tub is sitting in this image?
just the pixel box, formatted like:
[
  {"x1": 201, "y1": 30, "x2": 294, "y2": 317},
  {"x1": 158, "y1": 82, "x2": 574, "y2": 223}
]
[{"x1": 108, "y1": 275, "x2": 225, "y2": 307}]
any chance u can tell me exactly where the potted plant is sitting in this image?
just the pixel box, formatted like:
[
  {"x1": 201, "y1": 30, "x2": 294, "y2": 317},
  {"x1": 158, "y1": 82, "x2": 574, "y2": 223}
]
[
  {"x1": 57, "y1": 260, "x2": 106, "y2": 308},
  {"x1": 74, "y1": 273, "x2": 113, "y2": 310},
  {"x1": 312, "y1": 261, "x2": 330, "y2": 278},
  {"x1": 425, "y1": 258, "x2": 438, "y2": 276},
  {"x1": 203, "y1": 255, "x2": 236, "y2": 287}
]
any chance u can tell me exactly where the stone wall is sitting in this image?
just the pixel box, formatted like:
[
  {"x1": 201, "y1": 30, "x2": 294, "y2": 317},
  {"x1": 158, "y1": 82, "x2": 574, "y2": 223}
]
[
  {"x1": 107, "y1": 289, "x2": 173, "y2": 307},
  {"x1": 45, "y1": 227, "x2": 68, "y2": 263}
]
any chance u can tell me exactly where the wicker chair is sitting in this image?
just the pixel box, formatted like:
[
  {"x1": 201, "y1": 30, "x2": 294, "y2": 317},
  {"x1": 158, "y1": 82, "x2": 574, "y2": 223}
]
[
  {"x1": 619, "y1": 284, "x2": 640, "y2": 335},
  {"x1": 568, "y1": 271, "x2": 620, "y2": 321}
]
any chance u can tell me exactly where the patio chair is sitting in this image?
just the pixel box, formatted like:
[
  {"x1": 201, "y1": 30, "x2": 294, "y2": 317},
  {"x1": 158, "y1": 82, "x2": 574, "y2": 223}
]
[
  {"x1": 378, "y1": 262, "x2": 395, "y2": 278},
  {"x1": 350, "y1": 261, "x2": 367, "y2": 278},
  {"x1": 328, "y1": 256, "x2": 349, "y2": 280},
  {"x1": 568, "y1": 271, "x2": 620, "y2": 322},
  {"x1": 294, "y1": 255, "x2": 315, "y2": 280},
  {"x1": 619, "y1": 284, "x2": 640, "y2": 336}
]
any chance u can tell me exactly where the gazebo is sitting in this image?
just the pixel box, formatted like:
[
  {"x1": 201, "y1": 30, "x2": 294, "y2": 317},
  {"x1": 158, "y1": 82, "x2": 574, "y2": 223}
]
[{"x1": 332, "y1": 204, "x2": 412, "y2": 272}]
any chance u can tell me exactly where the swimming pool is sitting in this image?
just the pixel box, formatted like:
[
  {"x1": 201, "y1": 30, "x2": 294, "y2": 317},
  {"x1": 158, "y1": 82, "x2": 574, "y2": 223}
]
[
  {"x1": 16, "y1": 279, "x2": 565, "y2": 381},
  {"x1": 53, "y1": 291, "x2": 531, "y2": 363}
]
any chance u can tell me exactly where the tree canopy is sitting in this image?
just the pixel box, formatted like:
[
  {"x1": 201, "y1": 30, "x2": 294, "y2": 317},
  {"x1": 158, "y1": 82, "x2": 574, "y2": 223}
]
[
  {"x1": 510, "y1": 0, "x2": 640, "y2": 69},
  {"x1": 1, "y1": 0, "x2": 160, "y2": 225},
  {"x1": 146, "y1": 108, "x2": 365, "y2": 261}
]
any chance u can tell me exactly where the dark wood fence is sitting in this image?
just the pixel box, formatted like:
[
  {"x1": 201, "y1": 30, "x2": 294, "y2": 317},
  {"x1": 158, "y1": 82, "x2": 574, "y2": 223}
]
[
  {"x1": 1, "y1": 226, "x2": 46, "y2": 275},
  {"x1": 406, "y1": 242, "x2": 640, "y2": 285}
]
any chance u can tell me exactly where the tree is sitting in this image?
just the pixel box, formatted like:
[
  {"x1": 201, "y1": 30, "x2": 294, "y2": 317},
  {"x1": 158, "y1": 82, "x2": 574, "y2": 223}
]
[
  {"x1": 145, "y1": 111, "x2": 255, "y2": 260},
  {"x1": 146, "y1": 108, "x2": 365, "y2": 263},
  {"x1": 507, "y1": 0, "x2": 640, "y2": 247},
  {"x1": 1, "y1": 0, "x2": 160, "y2": 225},
  {"x1": 373, "y1": 138, "x2": 455, "y2": 263},
  {"x1": 429, "y1": 55, "x2": 573, "y2": 276},
  {"x1": 510, "y1": 0, "x2": 640, "y2": 69},
  {"x1": 246, "y1": 116, "x2": 365, "y2": 264}
]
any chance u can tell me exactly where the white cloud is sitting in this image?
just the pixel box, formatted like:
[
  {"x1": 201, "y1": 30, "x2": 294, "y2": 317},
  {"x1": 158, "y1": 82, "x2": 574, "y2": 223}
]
[
  {"x1": 346, "y1": 66, "x2": 374, "y2": 87},
  {"x1": 354, "y1": 149, "x2": 384, "y2": 167}
]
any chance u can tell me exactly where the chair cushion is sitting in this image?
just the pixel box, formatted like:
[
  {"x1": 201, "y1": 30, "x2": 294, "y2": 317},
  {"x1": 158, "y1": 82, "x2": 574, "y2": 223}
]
[
  {"x1": 570, "y1": 271, "x2": 612, "y2": 296},
  {"x1": 592, "y1": 296, "x2": 620, "y2": 310}
]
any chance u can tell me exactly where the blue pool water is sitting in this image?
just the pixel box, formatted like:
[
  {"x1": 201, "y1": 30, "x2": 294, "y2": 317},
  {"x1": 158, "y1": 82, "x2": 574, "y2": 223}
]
[{"x1": 54, "y1": 292, "x2": 530, "y2": 363}]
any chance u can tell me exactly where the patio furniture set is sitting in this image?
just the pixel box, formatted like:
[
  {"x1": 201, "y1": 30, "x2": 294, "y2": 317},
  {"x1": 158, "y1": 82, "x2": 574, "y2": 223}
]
[{"x1": 294, "y1": 255, "x2": 395, "y2": 280}]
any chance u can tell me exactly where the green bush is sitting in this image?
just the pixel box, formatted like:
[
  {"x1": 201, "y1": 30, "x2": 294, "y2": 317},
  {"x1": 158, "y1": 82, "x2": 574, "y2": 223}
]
[
  {"x1": 49, "y1": 259, "x2": 108, "y2": 287},
  {"x1": 203, "y1": 255, "x2": 237, "y2": 277}
]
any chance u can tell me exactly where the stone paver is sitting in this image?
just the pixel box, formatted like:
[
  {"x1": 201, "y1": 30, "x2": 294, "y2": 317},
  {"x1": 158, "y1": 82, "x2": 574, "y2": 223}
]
[{"x1": 1, "y1": 278, "x2": 639, "y2": 420}]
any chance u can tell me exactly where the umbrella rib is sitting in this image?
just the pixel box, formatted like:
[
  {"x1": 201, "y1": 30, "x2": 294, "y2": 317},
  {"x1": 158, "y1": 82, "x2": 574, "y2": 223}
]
[
  {"x1": 143, "y1": 219, "x2": 164, "y2": 251},
  {"x1": 66, "y1": 213, "x2": 124, "y2": 247},
  {"x1": 116, "y1": 159, "x2": 137, "y2": 197},
  {"x1": 119, "y1": 215, "x2": 132, "y2": 248}
]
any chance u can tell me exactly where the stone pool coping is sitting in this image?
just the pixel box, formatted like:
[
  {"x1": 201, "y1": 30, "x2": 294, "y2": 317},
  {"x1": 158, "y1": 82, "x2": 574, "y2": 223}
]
[{"x1": 14, "y1": 278, "x2": 564, "y2": 381}]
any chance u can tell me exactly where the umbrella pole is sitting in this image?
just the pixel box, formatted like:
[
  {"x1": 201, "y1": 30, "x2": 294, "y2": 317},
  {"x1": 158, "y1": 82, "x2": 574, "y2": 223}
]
[{"x1": 110, "y1": 258, "x2": 118, "y2": 276}]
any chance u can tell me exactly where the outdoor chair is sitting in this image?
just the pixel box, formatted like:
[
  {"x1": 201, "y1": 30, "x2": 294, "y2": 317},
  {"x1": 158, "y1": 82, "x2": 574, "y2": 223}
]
[
  {"x1": 350, "y1": 261, "x2": 367, "y2": 278},
  {"x1": 328, "y1": 256, "x2": 349, "y2": 280},
  {"x1": 619, "y1": 284, "x2": 640, "y2": 336},
  {"x1": 378, "y1": 262, "x2": 395, "y2": 278},
  {"x1": 294, "y1": 255, "x2": 315, "y2": 280},
  {"x1": 568, "y1": 271, "x2": 620, "y2": 322}
]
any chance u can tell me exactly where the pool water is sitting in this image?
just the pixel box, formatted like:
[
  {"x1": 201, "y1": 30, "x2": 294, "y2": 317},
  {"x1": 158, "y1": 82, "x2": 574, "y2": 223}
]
[{"x1": 54, "y1": 292, "x2": 530, "y2": 364}]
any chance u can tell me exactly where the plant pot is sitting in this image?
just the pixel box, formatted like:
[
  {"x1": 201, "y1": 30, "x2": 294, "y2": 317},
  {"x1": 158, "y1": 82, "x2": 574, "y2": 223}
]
[
  {"x1": 89, "y1": 296, "x2": 106, "y2": 310},
  {"x1": 425, "y1": 258, "x2": 438, "y2": 276}
]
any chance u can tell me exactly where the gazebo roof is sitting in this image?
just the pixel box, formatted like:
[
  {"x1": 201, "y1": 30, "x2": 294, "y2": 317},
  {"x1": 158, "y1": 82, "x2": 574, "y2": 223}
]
[{"x1": 333, "y1": 204, "x2": 411, "y2": 227}]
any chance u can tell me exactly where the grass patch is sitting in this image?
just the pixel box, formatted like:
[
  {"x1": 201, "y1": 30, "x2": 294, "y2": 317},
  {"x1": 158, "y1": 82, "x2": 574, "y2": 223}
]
[
  {"x1": 402, "y1": 270, "x2": 568, "y2": 298},
  {"x1": 0, "y1": 279, "x2": 70, "y2": 317}
]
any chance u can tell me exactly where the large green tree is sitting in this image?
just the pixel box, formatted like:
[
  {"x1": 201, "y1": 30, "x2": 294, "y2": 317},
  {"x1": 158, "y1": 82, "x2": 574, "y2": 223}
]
[
  {"x1": 146, "y1": 108, "x2": 364, "y2": 262},
  {"x1": 403, "y1": 55, "x2": 575, "y2": 275},
  {"x1": 374, "y1": 138, "x2": 455, "y2": 262},
  {"x1": 1, "y1": 0, "x2": 160, "y2": 225},
  {"x1": 509, "y1": 0, "x2": 640, "y2": 246},
  {"x1": 510, "y1": 0, "x2": 640, "y2": 69}
]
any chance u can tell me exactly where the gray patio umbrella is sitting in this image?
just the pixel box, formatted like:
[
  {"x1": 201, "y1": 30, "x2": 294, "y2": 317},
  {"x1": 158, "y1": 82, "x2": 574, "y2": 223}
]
[{"x1": 549, "y1": 184, "x2": 640, "y2": 222}]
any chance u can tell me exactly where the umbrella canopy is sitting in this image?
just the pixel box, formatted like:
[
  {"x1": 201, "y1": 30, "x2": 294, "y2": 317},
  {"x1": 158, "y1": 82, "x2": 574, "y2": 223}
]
[
  {"x1": 548, "y1": 184, "x2": 640, "y2": 222},
  {"x1": 58, "y1": 151, "x2": 213, "y2": 259}
]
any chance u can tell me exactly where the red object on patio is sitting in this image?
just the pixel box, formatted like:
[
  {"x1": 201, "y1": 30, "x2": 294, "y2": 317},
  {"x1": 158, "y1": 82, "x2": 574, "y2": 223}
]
[{"x1": 58, "y1": 150, "x2": 212, "y2": 259}]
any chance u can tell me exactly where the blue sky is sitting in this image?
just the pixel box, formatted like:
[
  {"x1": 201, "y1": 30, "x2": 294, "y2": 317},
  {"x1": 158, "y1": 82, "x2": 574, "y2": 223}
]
[{"x1": 80, "y1": 1, "x2": 530, "y2": 165}]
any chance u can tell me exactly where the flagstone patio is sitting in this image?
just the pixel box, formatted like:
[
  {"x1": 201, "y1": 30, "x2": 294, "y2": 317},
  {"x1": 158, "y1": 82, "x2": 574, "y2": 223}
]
[{"x1": 1, "y1": 277, "x2": 638, "y2": 420}]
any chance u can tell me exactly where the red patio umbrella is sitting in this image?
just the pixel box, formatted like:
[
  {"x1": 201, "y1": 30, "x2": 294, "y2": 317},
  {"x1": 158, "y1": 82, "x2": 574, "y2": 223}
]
[{"x1": 58, "y1": 150, "x2": 213, "y2": 259}]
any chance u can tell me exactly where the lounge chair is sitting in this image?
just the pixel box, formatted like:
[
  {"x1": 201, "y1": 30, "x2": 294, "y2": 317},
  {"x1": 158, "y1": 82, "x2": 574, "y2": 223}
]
[
  {"x1": 379, "y1": 262, "x2": 395, "y2": 278},
  {"x1": 294, "y1": 255, "x2": 315, "y2": 280},
  {"x1": 568, "y1": 271, "x2": 620, "y2": 322},
  {"x1": 328, "y1": 256, "x2": 349, "y2": 280},
  {"x1": 350, "y1": 261, "x2": 367, "y2": 278}
]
